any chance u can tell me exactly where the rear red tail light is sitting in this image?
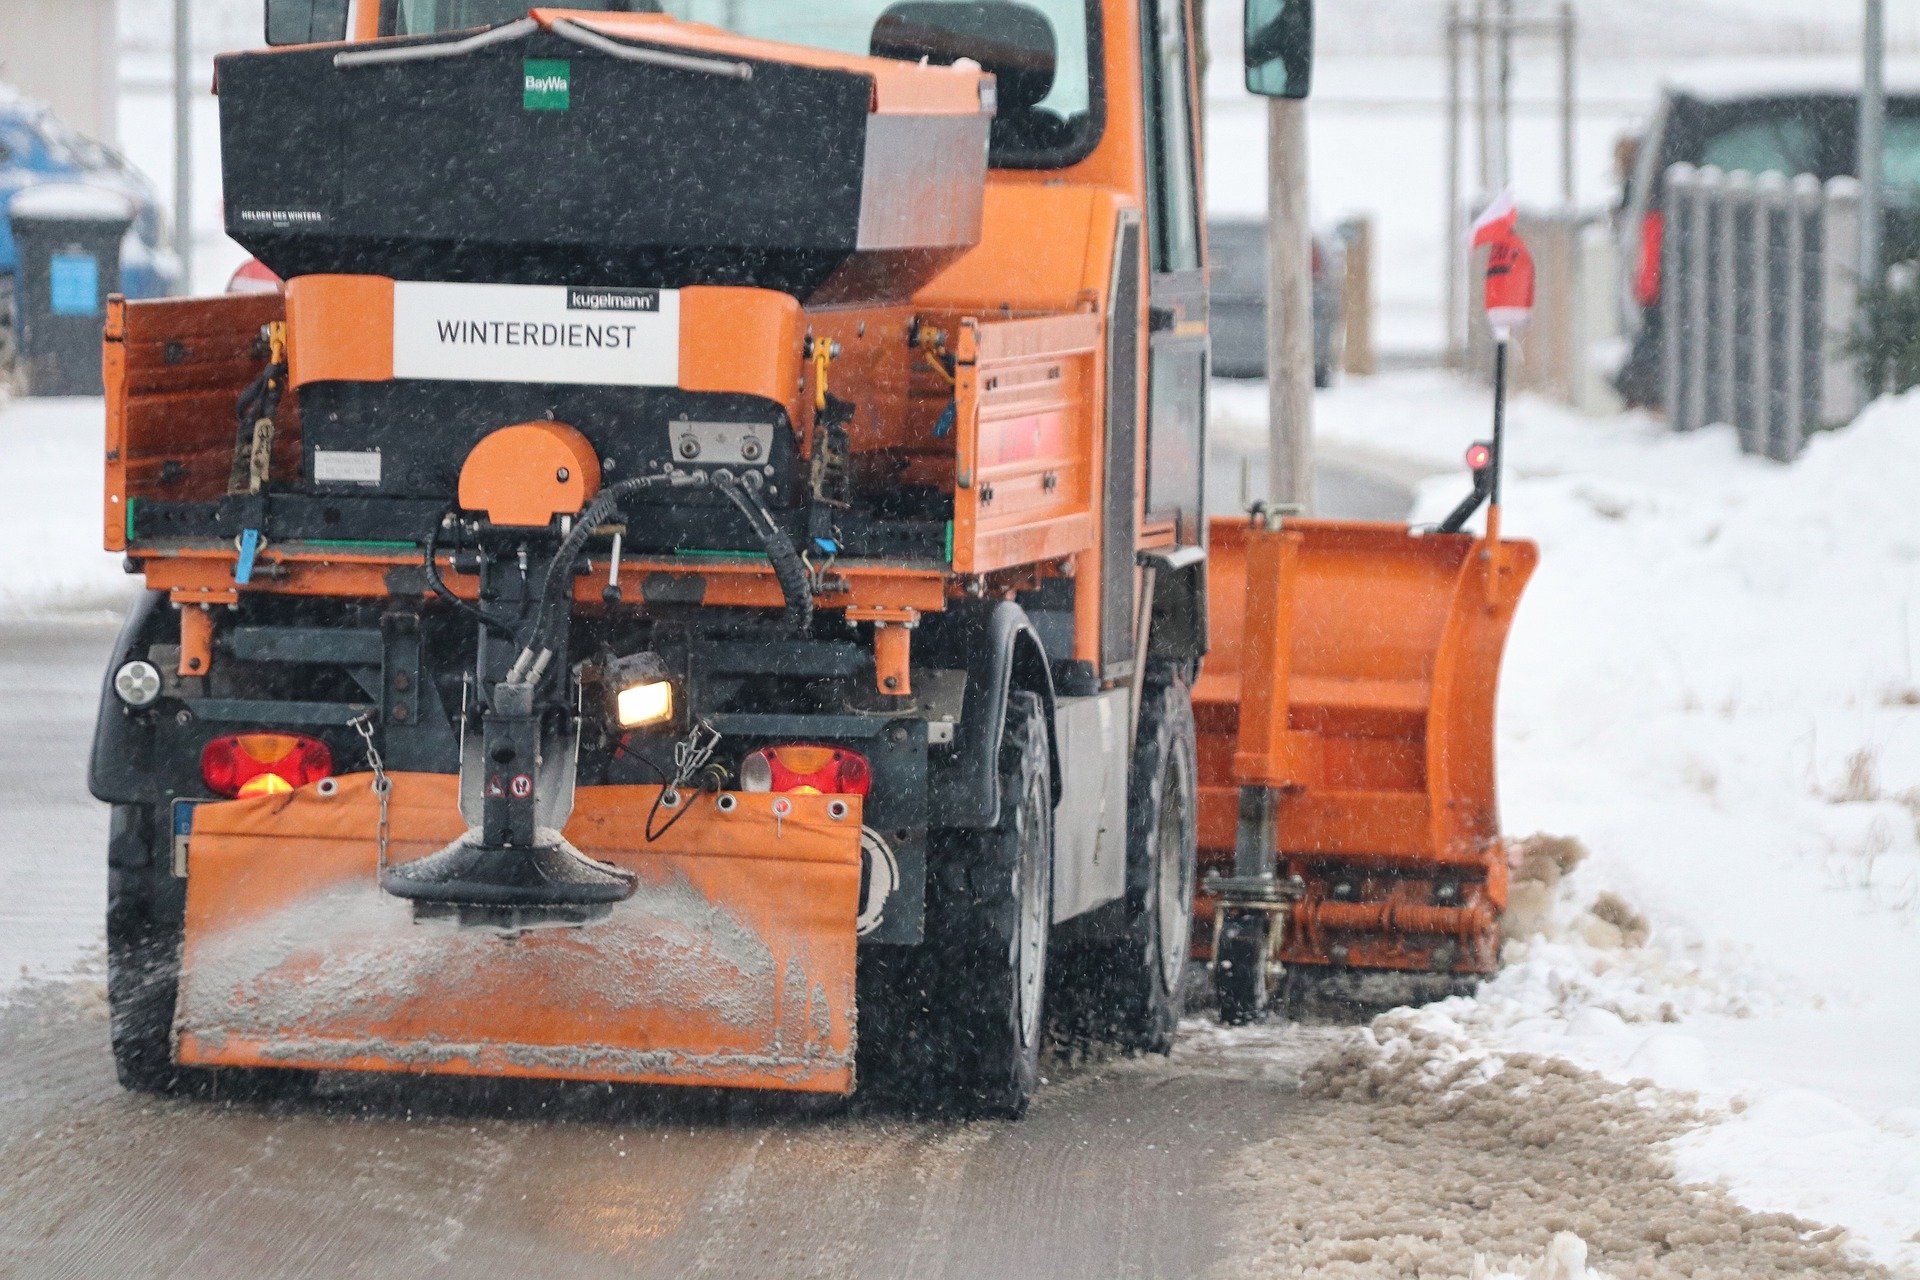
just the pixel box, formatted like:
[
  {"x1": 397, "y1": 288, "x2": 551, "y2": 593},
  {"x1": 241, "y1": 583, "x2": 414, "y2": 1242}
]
[
  {"x1": 738, "y1": 744, "x2": 872, "y2": 796},
  {"x1": 201, "y1": 733, "x2": 334, "y2": 798},
  {"x1": 1634, "y1": 210, "x2": 1665, "y2": 308}
]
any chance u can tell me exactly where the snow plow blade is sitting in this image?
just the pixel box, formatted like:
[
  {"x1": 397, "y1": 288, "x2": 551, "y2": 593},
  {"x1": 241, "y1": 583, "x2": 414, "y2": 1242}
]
[
  {"x1": 174, "y1": 775, "x2": 861, "y2": 1093},
  {"x1": 1194, "y1": 516, "x2": 1537, "y2": 978}
]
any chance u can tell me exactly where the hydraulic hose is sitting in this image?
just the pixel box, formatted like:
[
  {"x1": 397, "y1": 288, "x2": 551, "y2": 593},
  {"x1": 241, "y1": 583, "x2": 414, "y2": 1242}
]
[
  {"x1": 501, "y1": 468, "x2": 816, "y2": 680},
  {"x1": 711, "y1": 471, "x2": 814, "y2": 636},
  {"x1": 511, "y1": 473, "x2": 682, "y2": 672},
  {"x1": 423, "y1": 511, "x2": 516, "y2": 638}
]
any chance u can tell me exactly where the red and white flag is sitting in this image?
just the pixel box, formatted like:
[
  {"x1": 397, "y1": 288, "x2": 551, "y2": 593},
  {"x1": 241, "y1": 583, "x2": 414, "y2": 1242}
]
[{"x1": 1469, "y1": 192, "x2": 1535, "y2": 339}]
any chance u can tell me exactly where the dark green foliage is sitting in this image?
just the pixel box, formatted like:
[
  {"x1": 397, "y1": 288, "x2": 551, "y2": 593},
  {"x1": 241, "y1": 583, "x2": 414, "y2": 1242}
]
[{"x1": 1848, "y1": 269, "x2": 1920, "y2": 395}]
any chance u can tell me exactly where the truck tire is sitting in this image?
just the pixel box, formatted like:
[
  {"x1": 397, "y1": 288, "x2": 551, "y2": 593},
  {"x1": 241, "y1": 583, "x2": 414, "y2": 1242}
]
[
  {"x1": 107, "y1": 826, "x2": 188, "y2": 1094},
  {"x1": 107, "y1": 805, "x2": 314, "y2": 1101},
  {"x1": 1214, "y1": 910, "x2": 1273, "y2": 1026},
  {"x1": 1051, "y1": 672, "x2": 1198, "y2": 1054},
  {"x1": 869, "y1": 692, "x2": 1054, "y2": 1117}
]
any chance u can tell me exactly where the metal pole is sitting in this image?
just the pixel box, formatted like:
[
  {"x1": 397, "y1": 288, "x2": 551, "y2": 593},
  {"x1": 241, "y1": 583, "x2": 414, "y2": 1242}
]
[
  {"x1": 172, "y1": 0, "x2": 193, "y2": 293},
  {"x1": 1860, "y1": 0, "x2": 1886, "y2": 299},
  {"x1": 1661, "y1": 163, "x2": 1695, "y2": 426},
  {"x1": 1266, "y1": 97, "x2": 1315, "y2": 511},
  {"x1": 1560, "y1": 1, "x2": 1577, "y2": 207},
  {"x1": 1444, "y1": 2, "x2": 1464, "y2": 364},
  {"x1": 1473, "y1": 0, "x2": 1491, "y2": 193},
  {"x1": 1495, "y1": 0, "x2": 1514, "y2": 190},
  {"x1": 1821, "y1": 176, "x2": 1864, "y2": 425},
  {"x1": 1491, "y1": 339, "x2": 1509, "y2": 508}
]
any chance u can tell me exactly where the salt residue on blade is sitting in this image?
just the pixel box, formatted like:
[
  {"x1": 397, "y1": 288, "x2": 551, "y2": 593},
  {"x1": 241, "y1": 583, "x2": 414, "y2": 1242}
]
[{"x1": 174, "y1": 866, "x2": 849, "y2": 1085}]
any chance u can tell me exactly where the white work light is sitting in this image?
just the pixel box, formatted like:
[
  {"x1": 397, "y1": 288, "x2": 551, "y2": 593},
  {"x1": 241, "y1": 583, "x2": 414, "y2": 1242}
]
[
  {"x1": 608, "y1": 651, "x2": 676, "y2": 729},
  {"x1": 114, "y1": 660, "x2": 163, "y2": 707}
]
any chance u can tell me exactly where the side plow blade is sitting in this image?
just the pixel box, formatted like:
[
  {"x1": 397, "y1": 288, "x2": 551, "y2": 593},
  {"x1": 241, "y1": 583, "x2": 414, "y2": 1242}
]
[
  {"x1": 1195, "y1": 516, "x2": 1537, "y2": 984},
  {"x1": 175, "y1": 776, "x2": 861, "y2": 1093}
]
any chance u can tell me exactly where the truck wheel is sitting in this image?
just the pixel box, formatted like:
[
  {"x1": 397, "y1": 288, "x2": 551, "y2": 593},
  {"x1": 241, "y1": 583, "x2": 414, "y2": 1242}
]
[
  {"x1": 1214, "y1": 909, "x2": 1273, "y2": 1026},
  {"x1": 107, "y1": 834, "x2": 189, "y2": 1095},
  {"x1": 107, "y1": 806, "x2": 315, "y2": 1101},
  {"x1": 879, "y1": 691, "x2": 1053, "y2": 1118},
  {"x1": 1052, "y1": 673, "x2": 1198, "y2": 1054}
]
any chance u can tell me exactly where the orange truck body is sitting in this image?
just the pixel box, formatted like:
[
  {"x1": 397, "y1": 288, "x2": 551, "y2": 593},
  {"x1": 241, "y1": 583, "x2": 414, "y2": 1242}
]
[
  {"x1": 96, "y1": 1, "x2": 1528, "y2": 1097},
  {"x1": 100, "y1": 2, "x2": 1199, "y2": 1094},
  {"x1": 177, "y1": 776, "x2": 862, "y2": 1091}
]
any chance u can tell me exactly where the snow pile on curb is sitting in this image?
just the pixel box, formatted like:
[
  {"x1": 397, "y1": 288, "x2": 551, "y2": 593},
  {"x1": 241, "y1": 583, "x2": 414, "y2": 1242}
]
[
  {"x1": 1212, "y1": 1004, "x2": 1883, "y2": 1279},
  {"x1": 0, "y1": 397, "x2": 137, "y2": 617},
  {"x1": 1221, "y1": 372, "x2": 1920, "y2": 1272}
]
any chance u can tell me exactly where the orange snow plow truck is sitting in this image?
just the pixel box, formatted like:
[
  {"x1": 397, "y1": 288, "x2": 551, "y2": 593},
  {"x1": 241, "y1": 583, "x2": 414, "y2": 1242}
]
[{"x1": 87, "y1": 0, "x2": 1531, "y2": 1115}]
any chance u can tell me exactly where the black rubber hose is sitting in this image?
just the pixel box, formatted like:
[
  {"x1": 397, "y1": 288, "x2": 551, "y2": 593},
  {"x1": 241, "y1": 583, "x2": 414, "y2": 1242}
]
[
  {"x1": 423, "y1": 511, "x2": 516, "y2": 637},
  {"x1": 514, "y1": 474, "x2": 673, "y2": 658},
  {"x1": 505, "y1": 469, "x2": 813, "y2": 669},
  {"x1": 712, "y1": 473, "x2": 813, "y2": 635},
  {"x1": 1437, "y1": 471, "x2": 1493, "y2": 535}
]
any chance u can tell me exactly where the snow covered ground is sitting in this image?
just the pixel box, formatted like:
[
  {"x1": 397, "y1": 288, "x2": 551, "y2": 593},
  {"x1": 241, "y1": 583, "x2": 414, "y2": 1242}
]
[
  {"x1": 0, "y1": 397, "x2": 137, "y2": 617},
  {"x1": 1220, "y1": 370, "x2": 1920, "y2": 1272}
]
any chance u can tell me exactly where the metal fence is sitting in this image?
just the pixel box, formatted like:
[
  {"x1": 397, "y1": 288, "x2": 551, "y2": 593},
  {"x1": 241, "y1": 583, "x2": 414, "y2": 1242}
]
[{"x1": 1661, "y1": 163, "x2": 1864, "y2": 461}]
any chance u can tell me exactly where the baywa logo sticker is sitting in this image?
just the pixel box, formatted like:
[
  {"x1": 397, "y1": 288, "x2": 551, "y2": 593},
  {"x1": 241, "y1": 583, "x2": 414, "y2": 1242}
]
[{"x1": 524, "y1": 59, "x2": 570, "y2": 111}]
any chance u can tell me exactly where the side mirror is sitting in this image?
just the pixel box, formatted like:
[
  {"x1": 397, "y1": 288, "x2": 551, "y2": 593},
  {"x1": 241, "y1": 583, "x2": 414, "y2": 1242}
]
[
  {"x1": 265, "y1": 0, "x2": 351, "y2": 46},
  {"x1": 871, "y1": 2, "x2": 1059, "y2": 115},
  {"x1": 1243, "y1": 0, "x2": 1312, "y2": 99}
]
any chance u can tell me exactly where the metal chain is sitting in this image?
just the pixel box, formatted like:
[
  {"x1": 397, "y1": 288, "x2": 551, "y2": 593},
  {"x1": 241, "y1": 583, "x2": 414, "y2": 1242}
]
[
  {"x1": 351, "y1": 713, "x2": 392, "y2": 873},
  {"x1": 666, "y1": 718, "x2": 721, "y2": 807}
]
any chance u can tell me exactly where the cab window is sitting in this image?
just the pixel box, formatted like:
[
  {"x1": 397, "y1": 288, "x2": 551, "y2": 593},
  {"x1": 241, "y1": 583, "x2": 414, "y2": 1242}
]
[
  {"x1": 1699, "y1": 116, "x2": 1819, "y2": 178},
  {"x1": 385, "y1": 0, "x2": 1103, "y2": 169},
  {"x1": 1140, "y1": 0, "x2": 1199, "y2": 271}
]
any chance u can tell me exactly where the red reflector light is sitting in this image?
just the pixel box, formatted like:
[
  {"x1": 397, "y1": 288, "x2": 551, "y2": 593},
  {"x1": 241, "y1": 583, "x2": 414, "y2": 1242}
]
[
  {"x1": 740, "y1": 744, "x2": 872, "y2": 797},
  {"x1": 1465, "y1": 443, "x2": 1493, "y2": 471},
  {"x1": 201, "y1": 733, "x2": 334, "y2": 799},
  {"x1": 1634, "y1": 210, "x2": 1664, "y2": 308}
]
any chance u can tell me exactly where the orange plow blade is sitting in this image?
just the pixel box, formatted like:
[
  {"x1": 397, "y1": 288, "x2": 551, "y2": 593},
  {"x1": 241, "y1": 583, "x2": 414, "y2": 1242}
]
[
  {"x1": 175, "y1": 775, "x2": 861, "y2": 1093},
  {"x1": 1195, "y1": 516, "x2": 1537, "y2": 977}
]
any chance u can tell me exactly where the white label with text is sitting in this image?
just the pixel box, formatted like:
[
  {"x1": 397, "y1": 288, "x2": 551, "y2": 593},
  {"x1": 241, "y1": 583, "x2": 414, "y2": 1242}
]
[
  {"x1": 313, "y1": 449, "x2": 383, "y2": 486},
  {"x1": 391, "y1": 281, "x2": 680, "y2": 385}
]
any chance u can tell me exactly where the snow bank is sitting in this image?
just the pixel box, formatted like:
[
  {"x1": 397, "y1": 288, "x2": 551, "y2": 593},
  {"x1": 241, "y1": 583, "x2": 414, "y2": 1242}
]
[
  {"x1": 1269, "y1": 372, "x2": 1920, "y2": 1272},
  {"x1": 0, "y1": 397, "x2": 137, "y2": 618},
  {"x1": 8, "y1": 184, "x2": 135, "y2": 223}
]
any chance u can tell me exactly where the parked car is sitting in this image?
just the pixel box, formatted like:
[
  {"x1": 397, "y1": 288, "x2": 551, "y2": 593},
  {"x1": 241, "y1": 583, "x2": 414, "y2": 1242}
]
[
  {"x1": 0, "y1": 86, "x2": 178, "y2": 366},
  {"x1": 1208, "y1": 217, "x2": 1347, "y2": 386},
  {"x1": 1613, "y1": 71, "x2": 1920, "y2": 408}
]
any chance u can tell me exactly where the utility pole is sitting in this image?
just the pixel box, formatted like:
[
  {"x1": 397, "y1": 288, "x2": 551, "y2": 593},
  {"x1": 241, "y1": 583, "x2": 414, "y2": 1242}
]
[
  {"x1": 1559, "y1": 0, "x2": 1576, "y2": 206},
  {"x1": 172, "y1": 0, "x2": 194, "y2": 294},
  {"x1": 1267, "y1": 97, "x2": 1314, "y2": 512},
  {"x1": 1860, "y1": 0, "x2": 1887, "y2": 299},
  {"x1": 1494, "y1": 0, "x2": 1514, "y2": 190},
  {"x1": 1444, "y1": 1, "x2": 1464, "y2": 364}
]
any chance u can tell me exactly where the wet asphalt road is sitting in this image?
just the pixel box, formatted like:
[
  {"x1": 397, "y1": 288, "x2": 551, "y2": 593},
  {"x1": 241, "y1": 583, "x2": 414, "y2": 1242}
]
[{"x1": 0, "y1": 462, "x2": 1404, "y2": 1280}]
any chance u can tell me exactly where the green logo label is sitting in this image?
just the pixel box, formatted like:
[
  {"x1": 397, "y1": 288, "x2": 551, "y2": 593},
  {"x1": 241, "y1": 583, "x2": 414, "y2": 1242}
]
[{"x1": 523, "y1": 59, "x2": 570, "y2": 111}]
